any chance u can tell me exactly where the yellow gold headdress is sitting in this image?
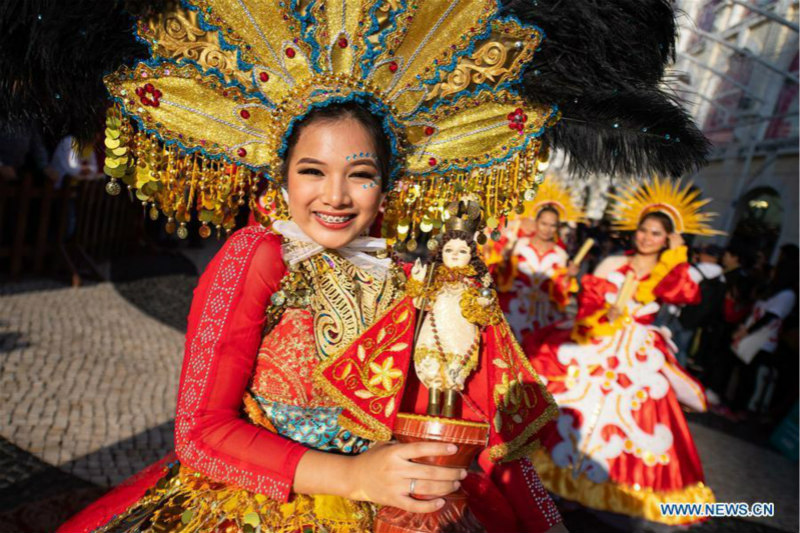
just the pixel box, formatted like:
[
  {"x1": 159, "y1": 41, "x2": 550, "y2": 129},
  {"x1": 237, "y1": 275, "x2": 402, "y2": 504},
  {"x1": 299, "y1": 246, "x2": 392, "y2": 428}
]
[
  {"x1": 609, "y1": 176, "x2": 722, "y2": 236},
  {"x1": 101, "y1": 0, "x2": 559, "y2": 240},
  {"x1": 515, "y1": 176, "x2": 584, "y2": 225}
]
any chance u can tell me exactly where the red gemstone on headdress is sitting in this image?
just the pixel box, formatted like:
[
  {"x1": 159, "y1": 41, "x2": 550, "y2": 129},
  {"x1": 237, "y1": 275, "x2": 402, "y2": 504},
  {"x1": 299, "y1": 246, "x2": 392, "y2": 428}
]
[
  {"x1": 144, "y1": 83, "x2": 154, "y2": 92},
  {"x1": 388, "y1": 61, "x2": 398, "y2": 73},
  {"x1": 285, "y1": 47, "x2": 296, "y2": 58},
  {"x1": 135, "y1": 87, "x2": 144, "y2": 97},
  {"x1": 338, "y1": 37, "x2": 348, "y2": 48},
  {"x1": 507, "y1": 108, "x2": 528, "y2": 133},
  {"x1": 428, "y1": 157, "x2": 437, "y2": 166},
  {"x1": 237, "y1": 148, "x2": 247, "y2": 157},
  {"x1": 424, "y1": 126, "x2": 435, "y2": 136},
  {"x1": 240, "y1": 109, "x2": 250, "y2": 119},
  {"x1": 259, "y1": 72, "x2": 269, "y2": 82}
]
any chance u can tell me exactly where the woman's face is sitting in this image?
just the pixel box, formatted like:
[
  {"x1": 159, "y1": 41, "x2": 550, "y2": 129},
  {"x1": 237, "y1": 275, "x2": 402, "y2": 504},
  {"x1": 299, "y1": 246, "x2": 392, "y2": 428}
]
[
  {"x1": 442, "y1": 238, "x2": 472, "y2": 268},
  {"x1": 286, "y1": 117, "x2": 384, "y2": 249},
  {"x1": 634, "y1": 217, "x2": 669, "y2": 256},
  {"x1": 534, "y1": 210, "x2": 559, "y2": 242}
]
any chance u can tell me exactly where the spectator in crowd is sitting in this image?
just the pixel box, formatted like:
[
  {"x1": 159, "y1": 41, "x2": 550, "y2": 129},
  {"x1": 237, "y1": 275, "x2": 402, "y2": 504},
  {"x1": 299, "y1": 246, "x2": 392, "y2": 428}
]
[
  {"x1": 721, "y1": 243, "x2": 754, "y2": 304},
  {"x1": 732, "y1": 244, "x2": 798, "y2": 416},
  {"x1": 0, "y1": 123, "x2": 60, "y2": 248},
  {"x1": 672, "y1": 244, "x2": 727, "y2": 368},
  {"x1": 0, "y1": 122, "x2": 58, "y2": 183},
  {"x1": 704, "y1": 243, "x2": 756, "y2": 408},
  {"x1": 50, "y1": 134, "x2": 104, "y2": 239}
]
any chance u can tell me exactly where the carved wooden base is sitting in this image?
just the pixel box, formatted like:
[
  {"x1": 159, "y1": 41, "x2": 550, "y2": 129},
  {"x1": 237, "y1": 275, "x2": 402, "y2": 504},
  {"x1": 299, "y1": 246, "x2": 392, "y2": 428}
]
[{"x1": 374, "y1": 413, "x2": 490, "y2": 533}]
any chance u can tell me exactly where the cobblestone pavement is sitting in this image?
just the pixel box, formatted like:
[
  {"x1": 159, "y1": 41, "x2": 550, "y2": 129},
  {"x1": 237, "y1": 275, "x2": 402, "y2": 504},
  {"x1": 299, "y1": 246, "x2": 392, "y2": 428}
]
[
  {"x1": 0, "y1": 278, "x2": 188, "y2": 531},
  {"x1": 0, "y1": 276, "x2": 797, "y2": 533}
]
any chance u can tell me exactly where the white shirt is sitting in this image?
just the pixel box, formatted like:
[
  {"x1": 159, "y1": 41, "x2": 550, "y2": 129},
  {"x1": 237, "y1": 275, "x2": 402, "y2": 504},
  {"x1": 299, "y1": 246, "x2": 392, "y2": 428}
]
[
  {"x1": 688, "y1": 262, "x2": 725, "y2": 284},
  {"x1": 744, "y1": 289, "x2": 797, "y2": 353}
]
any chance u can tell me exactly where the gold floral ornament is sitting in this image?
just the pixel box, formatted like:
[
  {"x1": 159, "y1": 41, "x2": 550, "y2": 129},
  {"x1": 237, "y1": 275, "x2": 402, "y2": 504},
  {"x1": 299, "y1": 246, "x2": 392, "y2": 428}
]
[
  {"x1": 368, "y1": 357, "x2": 405, "y2": 392},
  {"x1": 608, "y1": 176, "x2": 724, "y2": 236},
  {"x1": 103, "y1": 0, "x2": 559, "y2": 239}
]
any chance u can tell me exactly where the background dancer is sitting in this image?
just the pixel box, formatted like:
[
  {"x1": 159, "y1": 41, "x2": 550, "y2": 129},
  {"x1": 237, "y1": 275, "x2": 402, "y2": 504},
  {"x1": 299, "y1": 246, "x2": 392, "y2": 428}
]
[
  {"x1": 494, "y1": 178, "x2": 584, "y2": 339},
  {"x1": 525, "y1": 178, "x2": 721, "y2": 527}
]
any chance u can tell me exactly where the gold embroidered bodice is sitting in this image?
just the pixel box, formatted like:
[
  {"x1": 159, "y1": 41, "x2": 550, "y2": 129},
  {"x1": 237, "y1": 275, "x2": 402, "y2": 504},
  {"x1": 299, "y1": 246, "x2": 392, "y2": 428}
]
[
  {"x1": 246, "y1": 248, "x2": 406, "y2": 450},
  {"x1": 295, "y1": 250, "x2": 405, "y2": 360}
]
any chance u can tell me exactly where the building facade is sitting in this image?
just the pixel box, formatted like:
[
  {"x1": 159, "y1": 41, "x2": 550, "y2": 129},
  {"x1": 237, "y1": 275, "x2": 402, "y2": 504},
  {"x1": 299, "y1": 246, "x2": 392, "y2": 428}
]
[
  {"x1": 676, "y1": 0, "x2": 798, "y2": 259},
  {"x1": 551, "y1": 0, "x2": 798, "y2": 261}
]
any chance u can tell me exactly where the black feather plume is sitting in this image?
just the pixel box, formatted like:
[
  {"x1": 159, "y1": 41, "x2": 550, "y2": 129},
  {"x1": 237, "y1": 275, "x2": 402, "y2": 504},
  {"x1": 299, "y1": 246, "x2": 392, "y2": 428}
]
[
  {"x1": 1, "y1": 0, "x2": 709, "y2": 176},
  {"x1": 548, "y1": 88, "x2": 710, "y2": 178},
  {"x1": 0, "y1": 1, "x2": 168, "y2": 142},
  {"x1": 501, "y1": 0, "x2": 710, "y2": 177}
]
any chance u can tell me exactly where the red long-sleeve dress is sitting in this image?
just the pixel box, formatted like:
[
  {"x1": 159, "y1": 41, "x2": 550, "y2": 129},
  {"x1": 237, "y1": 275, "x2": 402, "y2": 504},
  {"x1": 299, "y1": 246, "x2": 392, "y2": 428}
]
[{"x1": 59, "y1": 226, "x2": 562, "y2": 533}]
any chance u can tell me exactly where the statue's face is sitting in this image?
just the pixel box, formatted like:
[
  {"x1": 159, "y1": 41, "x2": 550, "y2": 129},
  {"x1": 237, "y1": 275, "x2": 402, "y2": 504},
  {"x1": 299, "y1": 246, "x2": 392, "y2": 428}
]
[{"x1": 442, "y1": 238, "x2": 471, "y2": 268}]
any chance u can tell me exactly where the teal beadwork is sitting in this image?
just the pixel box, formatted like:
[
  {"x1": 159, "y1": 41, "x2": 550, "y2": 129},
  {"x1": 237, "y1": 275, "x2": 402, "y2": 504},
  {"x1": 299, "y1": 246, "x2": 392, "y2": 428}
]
[{"x1": 254, "y1": 398, "x2": 371, "y2": 454}]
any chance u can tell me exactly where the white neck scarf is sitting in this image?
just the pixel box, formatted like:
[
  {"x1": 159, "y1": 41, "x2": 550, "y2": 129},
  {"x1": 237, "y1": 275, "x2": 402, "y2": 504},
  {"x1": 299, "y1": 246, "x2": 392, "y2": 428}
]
[{"x1": 271, "y1": 219, "x2": 392, "y2": 280}]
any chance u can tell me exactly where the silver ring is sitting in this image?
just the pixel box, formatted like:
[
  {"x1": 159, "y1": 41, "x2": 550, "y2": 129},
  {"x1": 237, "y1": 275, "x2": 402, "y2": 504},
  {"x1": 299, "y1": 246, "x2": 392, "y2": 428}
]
[{"x1": 409, "y1": 478, "x2": 417, "y2": 495}]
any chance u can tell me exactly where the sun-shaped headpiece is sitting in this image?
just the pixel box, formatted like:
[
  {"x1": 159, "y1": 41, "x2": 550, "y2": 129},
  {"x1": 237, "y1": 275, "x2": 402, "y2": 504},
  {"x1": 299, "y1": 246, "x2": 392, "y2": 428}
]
[
  {"x1": 608, "y1": 176, "x2": 722, "y2": 236},
  {"x1": 515, "y1": 176, "x2": 585, "y2": 225},
  {"x1": 101, "y1": 0, "x2": 559, "y2": 241}
]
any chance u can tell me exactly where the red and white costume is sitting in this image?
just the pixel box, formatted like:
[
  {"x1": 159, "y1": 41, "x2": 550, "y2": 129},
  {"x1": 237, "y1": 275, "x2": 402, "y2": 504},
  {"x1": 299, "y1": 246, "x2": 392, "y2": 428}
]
[
  {"x1": 525, "y1": 246, "x2": 715, "y2": 525},
  {"x1": 495, "y1": 235, "x2": 574, "y2": 339}
]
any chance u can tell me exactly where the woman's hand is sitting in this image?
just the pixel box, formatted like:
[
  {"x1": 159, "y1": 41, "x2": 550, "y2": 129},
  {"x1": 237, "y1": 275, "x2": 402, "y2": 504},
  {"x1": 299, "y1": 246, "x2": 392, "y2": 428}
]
[
  {"x1": 566, "y1": 262, "x2": 580, "y2": 278},
  {"x1": 668, "y1": 232, "x2": 685, "y2": 250},
  {"x1": 606, "y1": 306, "x2": 623, "y2": 323},
  {"x1": 411, "y1": 259, "x2": 428, "y2": 282},
  {"x1": 346, "y1": 441, "x2": 465, "y2": 512}
]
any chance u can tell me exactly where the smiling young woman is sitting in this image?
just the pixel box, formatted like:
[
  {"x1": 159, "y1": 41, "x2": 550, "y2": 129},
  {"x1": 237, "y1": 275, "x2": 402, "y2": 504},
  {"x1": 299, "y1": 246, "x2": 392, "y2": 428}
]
[{"x1": 59, "y1": 101, "x2": 567, "y2": 533}]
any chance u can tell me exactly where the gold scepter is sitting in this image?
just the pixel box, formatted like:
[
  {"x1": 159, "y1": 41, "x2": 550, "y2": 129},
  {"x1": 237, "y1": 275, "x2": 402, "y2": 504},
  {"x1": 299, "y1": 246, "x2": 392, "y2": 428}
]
[
  {"x1": 613, "y1": 270, "x2": 638, "y2": 314},
  {"x1": 572, "y1": 238, "x2": 595, "y2": 267}
]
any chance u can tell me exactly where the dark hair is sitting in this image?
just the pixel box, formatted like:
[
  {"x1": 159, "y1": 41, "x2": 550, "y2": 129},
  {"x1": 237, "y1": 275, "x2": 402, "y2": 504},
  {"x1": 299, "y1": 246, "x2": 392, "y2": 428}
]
[
  {"x1": 432, "y1": 230, "x2": 489, "y2": 280},
  {"x1": 639, "y1": 211, "x2": 675, "y2": 234},
  {"x1": 536, "y1": 205, "x2": 560, "y2": 221},
  {"x1": 280, "y1": 101, "x2": 392, "y2": 190},
  {"x1": 699, "y1": 244, "x2": 723, "y2": 259},
  {"x1": 724, "y1": 242, "x2": 754, "y2": 269}
]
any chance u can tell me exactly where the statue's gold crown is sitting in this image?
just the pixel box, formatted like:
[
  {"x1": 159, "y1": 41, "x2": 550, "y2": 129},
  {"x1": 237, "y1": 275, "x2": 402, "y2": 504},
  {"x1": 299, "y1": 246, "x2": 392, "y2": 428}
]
[{"x1": 444, "y1": 197, "x2": 484, "y2": 234}]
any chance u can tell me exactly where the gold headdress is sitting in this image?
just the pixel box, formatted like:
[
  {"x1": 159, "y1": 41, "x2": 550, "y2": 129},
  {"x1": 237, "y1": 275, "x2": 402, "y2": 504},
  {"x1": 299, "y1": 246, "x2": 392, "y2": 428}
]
[
  {"x1": 515, "y1": 176, "x2": 585, "y2": 225},
  {"x1": 609, "y1": 176, "x2": 722, "y2": 236},
  {"x1": 101, "y1": 0, "x2": 559, "y2": 240}
]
